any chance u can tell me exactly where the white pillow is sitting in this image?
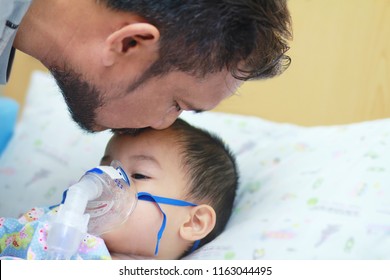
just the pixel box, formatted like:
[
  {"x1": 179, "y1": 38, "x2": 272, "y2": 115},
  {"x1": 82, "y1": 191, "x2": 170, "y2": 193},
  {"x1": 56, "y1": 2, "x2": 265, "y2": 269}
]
[{"x1": 1, "y1": 71, "x2": 390, "y2": 260}]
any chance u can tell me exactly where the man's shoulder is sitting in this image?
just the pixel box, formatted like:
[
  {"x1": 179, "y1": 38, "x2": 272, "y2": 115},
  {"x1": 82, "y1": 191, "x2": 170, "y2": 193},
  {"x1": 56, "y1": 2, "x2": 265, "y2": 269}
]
[{"x1": 0, "y1": 0, "x2": 32, "y2": 84}]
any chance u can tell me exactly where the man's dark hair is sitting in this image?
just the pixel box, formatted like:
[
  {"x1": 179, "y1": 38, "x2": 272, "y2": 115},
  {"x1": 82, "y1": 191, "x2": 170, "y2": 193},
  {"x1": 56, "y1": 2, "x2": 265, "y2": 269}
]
[
  {"x1": 101, "y1": 0, "x2": 292, "y2": 83},
  {"x1": 169, "y1": 118, "x2": 239, "y2": 257}
]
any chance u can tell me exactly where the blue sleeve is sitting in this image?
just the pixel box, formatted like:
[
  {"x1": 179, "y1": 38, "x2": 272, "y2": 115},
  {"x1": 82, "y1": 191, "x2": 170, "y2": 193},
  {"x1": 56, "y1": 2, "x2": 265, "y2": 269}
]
[{"x1": 0, "y1": 96, "x2": 19, "y2": 156}]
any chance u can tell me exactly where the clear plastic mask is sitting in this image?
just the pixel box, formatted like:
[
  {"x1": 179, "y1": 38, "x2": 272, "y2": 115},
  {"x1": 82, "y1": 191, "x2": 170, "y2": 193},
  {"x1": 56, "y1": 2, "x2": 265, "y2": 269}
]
[{"x1": 84, "y1": 160, "x2": 138, "y2": 236}]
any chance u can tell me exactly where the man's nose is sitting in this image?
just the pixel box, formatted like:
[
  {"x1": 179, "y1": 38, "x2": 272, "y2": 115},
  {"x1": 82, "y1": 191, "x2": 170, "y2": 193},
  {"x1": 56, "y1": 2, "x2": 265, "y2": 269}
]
[{"x1": 151, "y1": 109, "x2": 182, "y2": 130}]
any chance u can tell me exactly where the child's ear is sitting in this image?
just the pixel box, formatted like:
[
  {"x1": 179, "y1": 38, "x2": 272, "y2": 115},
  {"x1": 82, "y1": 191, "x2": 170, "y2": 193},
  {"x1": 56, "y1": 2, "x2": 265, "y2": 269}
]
[
  {"x1": 179, "y1": 205, "x2": 216, "y2": 242},
  {"x1": 101, "y1": 22, "x2": 160, "y2": 66}
]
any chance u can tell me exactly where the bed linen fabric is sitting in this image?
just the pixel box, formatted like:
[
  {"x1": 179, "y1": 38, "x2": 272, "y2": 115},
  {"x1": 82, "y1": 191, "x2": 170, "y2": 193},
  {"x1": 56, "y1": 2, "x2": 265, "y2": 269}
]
[{"x1": 1, "y1": 71, "x2": 389, "y2": 259}]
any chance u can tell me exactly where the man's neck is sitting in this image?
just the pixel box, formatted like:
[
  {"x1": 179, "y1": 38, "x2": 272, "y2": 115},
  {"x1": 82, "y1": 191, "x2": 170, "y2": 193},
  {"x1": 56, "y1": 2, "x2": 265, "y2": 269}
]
[{"x1": 14, "y1": 0, "x2": 105, "y2": 68}]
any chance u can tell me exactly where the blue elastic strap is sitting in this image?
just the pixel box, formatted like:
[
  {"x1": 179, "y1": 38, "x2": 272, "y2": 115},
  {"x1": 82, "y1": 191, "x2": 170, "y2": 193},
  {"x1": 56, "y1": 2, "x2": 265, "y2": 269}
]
[
  {"x1": 50, "y1": 189, "x2": 201, "y2": 255},
  {"x1": 137, "y1": 192, "x2": 201, "y2": 255},
  {"x1": 190, "y1": 240, "x2": 201, "y2": 253},
  {"x1": 48, "y1": 189, "x2": 68, "y2": 209},
  {"x1": 137, "y1": 192, "x2": 167, "y2": 255},
  {"x1": 137, "y1": 192, "x2": 197, "y2": 207}
]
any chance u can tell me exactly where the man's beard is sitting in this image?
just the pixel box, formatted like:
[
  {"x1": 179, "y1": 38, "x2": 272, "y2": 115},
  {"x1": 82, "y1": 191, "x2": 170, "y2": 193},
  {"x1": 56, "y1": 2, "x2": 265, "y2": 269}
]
[
  {"x1": 50, "y1": 67, "x2": 102, "y2": 133},
  {"x1": 50, "y1": 66, "x2": 142, "y2": 135}
]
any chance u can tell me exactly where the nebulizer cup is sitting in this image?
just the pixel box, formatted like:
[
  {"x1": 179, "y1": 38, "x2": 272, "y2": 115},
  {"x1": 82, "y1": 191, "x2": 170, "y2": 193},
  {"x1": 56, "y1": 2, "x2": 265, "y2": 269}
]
[{"x1": 46, "y1": 160, "x2": 137, "y2": 259}]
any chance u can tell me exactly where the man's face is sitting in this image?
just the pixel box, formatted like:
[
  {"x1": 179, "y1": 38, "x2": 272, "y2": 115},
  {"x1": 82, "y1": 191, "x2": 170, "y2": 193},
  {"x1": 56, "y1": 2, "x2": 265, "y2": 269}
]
[{"x1": 51, "y1": 66, "x2": 241, "y2": 133}]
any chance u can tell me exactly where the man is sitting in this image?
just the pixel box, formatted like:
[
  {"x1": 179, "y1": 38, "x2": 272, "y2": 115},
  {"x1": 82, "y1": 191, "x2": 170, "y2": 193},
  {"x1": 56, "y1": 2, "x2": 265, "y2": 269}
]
[{"x1": 1, "y1": 0, "x2": 292, "y2": 133}]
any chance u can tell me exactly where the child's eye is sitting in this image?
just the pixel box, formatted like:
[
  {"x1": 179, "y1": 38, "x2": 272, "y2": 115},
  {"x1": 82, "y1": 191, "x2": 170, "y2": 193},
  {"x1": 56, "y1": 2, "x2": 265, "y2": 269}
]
[{"x1": 132, "y1": 173, "x2": 150, "y2": 180}]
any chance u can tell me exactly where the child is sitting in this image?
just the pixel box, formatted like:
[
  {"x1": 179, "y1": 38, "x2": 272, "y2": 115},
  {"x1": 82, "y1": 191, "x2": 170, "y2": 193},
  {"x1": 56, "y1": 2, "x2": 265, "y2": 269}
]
[{"x1": 0, "y1": 118, "x2": 238, "y2": 259}]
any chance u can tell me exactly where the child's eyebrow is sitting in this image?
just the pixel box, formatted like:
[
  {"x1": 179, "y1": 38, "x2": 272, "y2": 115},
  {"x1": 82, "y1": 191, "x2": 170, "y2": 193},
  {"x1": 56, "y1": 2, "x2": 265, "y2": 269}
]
[
  {"x1": 100, "y1": 155, "x2": 111, "y2": 163},
  {"x1": 129, "y1": 155, "x2": 161, "y2": 168}
]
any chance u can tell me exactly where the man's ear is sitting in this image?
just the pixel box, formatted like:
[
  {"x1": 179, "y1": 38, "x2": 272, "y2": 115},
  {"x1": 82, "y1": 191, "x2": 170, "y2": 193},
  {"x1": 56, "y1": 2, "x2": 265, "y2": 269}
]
[
  {"x1": 179, "y1": 205, "x2": 216, "y2": 242},
  {"x1": 102, "y1": 23, "x2": 160, "y2": 67}
]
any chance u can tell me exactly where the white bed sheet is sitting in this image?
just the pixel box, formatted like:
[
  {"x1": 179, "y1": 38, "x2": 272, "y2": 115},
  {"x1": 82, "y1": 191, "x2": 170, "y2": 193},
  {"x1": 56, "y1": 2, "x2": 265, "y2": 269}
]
[{"x1": 1, "y1": 71, "x2": 390, "y2": 259}]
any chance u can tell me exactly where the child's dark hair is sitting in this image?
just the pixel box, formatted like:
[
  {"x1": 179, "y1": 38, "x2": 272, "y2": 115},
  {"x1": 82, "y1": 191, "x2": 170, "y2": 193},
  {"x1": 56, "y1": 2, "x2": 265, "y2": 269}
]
[
  {"x1": 169, "y1": 118, "x2": 239, "y2": 257},
  {"x1": 118, "y1": 118, "x2": 239, "y2": 257}
]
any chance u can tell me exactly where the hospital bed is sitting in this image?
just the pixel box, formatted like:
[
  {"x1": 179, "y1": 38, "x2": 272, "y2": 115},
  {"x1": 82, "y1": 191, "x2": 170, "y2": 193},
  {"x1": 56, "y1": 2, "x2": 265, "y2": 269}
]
[{"x1": 1, "y1": 0, "x2": 389, "y2": 259}]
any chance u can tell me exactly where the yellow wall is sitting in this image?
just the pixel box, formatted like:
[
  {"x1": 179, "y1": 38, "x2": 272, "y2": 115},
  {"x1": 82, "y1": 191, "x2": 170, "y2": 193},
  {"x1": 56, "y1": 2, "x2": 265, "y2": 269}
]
[
  {"x1": 3, "y1": 52, "x2": 46, "y2": 109},
  {"x1": 3, "y1": 0, "x2": 390, "y2": 126},
  {"x1": 213, "y1": 0, "x2": 390, "y2": 125}
]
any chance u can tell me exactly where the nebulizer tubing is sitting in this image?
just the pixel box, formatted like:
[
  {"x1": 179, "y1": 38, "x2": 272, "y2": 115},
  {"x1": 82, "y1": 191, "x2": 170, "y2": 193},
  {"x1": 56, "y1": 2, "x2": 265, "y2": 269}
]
[{"x1": 46, "y1": 161, "x2": 137, "y2": 260}]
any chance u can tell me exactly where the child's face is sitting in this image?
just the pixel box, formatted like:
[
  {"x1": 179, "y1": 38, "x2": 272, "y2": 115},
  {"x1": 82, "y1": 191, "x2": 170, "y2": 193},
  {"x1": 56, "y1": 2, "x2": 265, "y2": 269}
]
[{"x1": 99, "y1": 128, "x2": 192, "y2": 259}]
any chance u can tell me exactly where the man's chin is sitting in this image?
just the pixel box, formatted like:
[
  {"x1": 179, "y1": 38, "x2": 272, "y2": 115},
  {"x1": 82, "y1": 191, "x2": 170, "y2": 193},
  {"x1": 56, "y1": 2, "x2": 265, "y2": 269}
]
[
  {"x1": 68, "y1": 115, "x2": 106, "y2": 133},
  {"x1": 49, "y1": 66, "x2": 103, "y2": 133},
  {"x1": 88, "y1": 124, "x2": 108, "y2": 133},
  {"x1": 110, "y1": 127, "x2": 144, "y2": 135}
]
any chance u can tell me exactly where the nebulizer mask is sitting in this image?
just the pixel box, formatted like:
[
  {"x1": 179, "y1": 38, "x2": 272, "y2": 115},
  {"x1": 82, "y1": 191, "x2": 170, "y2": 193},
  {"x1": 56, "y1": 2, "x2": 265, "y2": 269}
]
[
  {"x1": 47, "y1": 160, "x2": 201, "y2": 259},
  {"x1": 47, "y1": 160, "x2": 137, "y2": 259}
]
